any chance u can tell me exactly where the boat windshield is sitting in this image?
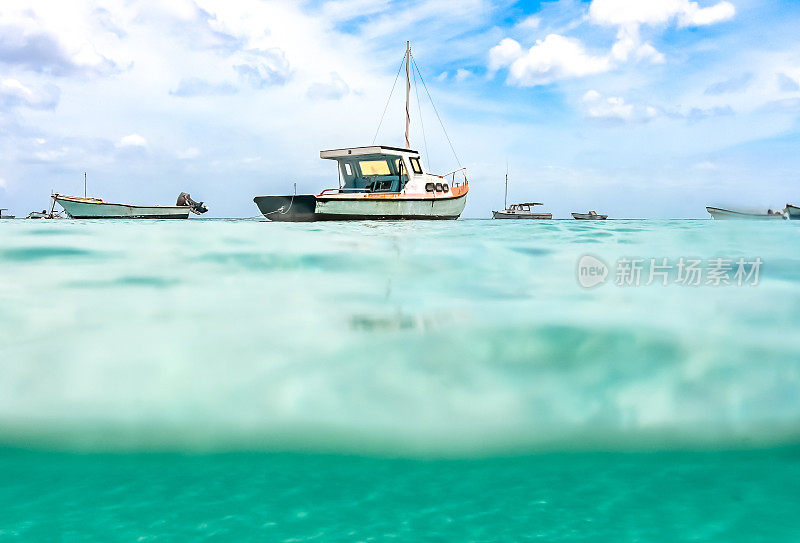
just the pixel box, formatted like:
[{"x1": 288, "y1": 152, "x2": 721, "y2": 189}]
[{"x1": 337, "y1": 155, "x2": 409, "y2": 193}]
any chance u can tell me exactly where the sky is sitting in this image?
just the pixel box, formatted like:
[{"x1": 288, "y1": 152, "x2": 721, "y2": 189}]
[{"x1": 1, "y1": 0, "x2": 800, "y2": 218}]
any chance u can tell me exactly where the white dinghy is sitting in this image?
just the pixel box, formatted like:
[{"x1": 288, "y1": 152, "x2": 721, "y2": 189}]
[
  {"x1": 706, "y1": 206, "x2": 786, "y2": 220},
  {"x1": 53, "y1": 174, "x2": 208, "y2": 219}
]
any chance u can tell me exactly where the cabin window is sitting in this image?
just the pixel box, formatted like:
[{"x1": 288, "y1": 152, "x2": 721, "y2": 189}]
[
  {"x1": 344, "y1": 163, "x2": 352, "y2": 176},
  {"x1": 410, "y1": 157, "x2": 423, "y2": 174},
  {"x1": 359, "y1": 160, "x2": 391, "y2": 176}
]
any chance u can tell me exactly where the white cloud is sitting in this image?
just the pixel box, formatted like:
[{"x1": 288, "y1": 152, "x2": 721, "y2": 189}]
[
  {"x1": 117, "y1": 134, "x2": 147, "y2": 148},
  {"x1": 609, "y1": 25, "x2": 664, "y2": 64},
  {"x1": 33, "y1": 147, "x2": 69, "y2": 162},
  {"x1": 582, "y1": 89, "x2": 659, "y2": 122},
  {"x1": 0, "y1": 78, "x2": 60, "y2": 109},
  {"x1": 589, "y1": 0, "x2": 735, "y2": 28},
  {"x1": 178, "y1": 147, "x2": 200, "y2": 159},
  {"x1": 455, "y1": 68, "x2": 473, "y2": 82},
  {"x1": 589, "y1": 0, "x2": 734, "y2": 70},
  {"x1": 491, "y1": 35, "x2": 611, "y2": 86},
  {"x1": 516, "y1": 16, "x2": 541, "y2": 30},
  {"x1": 488, "y1": 38, "x2": 523, "y2": 73},
  {"x1": 235, "y1": 48, "x2": 292, "y2": 88},
  {"x1": 0, "y1": 3, "x2": 121, "y2": 76},
  {"x1": 489, "y1": 0, "x2": 735, "y2": 87},
  {"x1": 0, "y1": 177, "x2": 6, "y2": 188},
  {"x1": 777, "y1": 73, "x2": 800, "y2": 93},
  {"x1": 306, "y1": 72, "x2": 350, "y2": 100}
]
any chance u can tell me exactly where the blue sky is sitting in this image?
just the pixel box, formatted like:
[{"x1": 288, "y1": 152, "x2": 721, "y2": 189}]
[{"x1": 1, "y1": 0, "x2": 799, "y2": 217}]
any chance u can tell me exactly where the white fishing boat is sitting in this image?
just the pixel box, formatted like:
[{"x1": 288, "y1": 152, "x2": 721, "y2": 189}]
[
  {"x1": 492, "y1": 203, "x2": 552, "y2": 220},
  {"x1": 0, "y1": 209, "x2": 14, "y2": 219},
  {"x1": 253, "y1": 42, "x2": 468, "y2": 221},
  {"x1": 491, "y1": 165, "x2": 551, "y2": 219},
  {"x1": 572, "y1": 211, "x2": 608, "y2": 220},
  {"x1": 706, "y1": 206, "x2": 786, "y2": 220},
  {"x1": 785, "y1": 204, "x2": 800, "y2": 220}
]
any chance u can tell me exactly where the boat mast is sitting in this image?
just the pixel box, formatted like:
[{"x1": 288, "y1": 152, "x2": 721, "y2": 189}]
[
  {"x1": 84, "y1": 171, "x2": 87, "y2": 198},
  {"x1": 404, "y1": 40, "x2": 411, "y2": 149},
  {"x1": 504, "y1": 163, "x2": 508, "y2": 210}
]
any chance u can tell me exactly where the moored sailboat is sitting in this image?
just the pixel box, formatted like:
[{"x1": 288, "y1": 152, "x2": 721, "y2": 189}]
[
  {"x1": 491, "y1": 167, "x2": 551, "y2": 219},
  {"x1": 253, "y1": 42, "x2": 469, "y2": 221}
]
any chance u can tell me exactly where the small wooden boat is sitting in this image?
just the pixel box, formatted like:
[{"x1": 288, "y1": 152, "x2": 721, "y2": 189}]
[
  {"x1": 572, "y1": 211, "x2": 607, "y2": 220},
  {"x1": 706, "y1": 206, "x2": 786, "y2": 220},
  {"x1": 0, "y1": 209, "x2": 14, "y2": 219},
  {"x1": 52, "y1": 191, "x2": 207, "y2": 219},
  {"x1": 492, "y1": 203, "x2": 552, "y2": 219},
  {"x1": 785, "y1": 204, "x2": 800, "y2": 220},
  {"x1": 53, "y1": 194, "x2": 191, "y2": 219}
]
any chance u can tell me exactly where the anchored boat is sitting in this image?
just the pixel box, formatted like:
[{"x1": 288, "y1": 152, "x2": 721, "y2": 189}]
[
  {"x1": 53, "y1": 194, "x2": 194, "y2": 219},
  {"x1": 253, "y1": 42, "x2": 468, "y2": 222},
  {"x1": 572, "y1": 211, "x2": 608, "y2": 220},
  {"x1": 491, "y1": 166, "x2": 551, "y2": 219},
  {"x1": 492, "y1": 203, "x2": 552, "y2": 220},
  {"x1": 785, "y1": 204, "x2": 800, "y2": 220},
  {"x1": 706, "y1": 206, "x2": 786, "y2": 220},
  {"x1": 52, "y1": 173, "x2": 208, "y2": 219},
  {"x1": 0, "y1": 209, "x2": 14, "y2": 219}
]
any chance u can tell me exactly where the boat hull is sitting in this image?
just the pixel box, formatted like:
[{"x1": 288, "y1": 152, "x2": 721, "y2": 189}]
[
  {"x1": 572, "y1": 213, "x2": 607, "y2": 220},
  {"x1": 706, "y1": 206, "x2": 785, "y2": 220},
  {"x1": 55, "y1": 197, "x2": 190, "y2": 219},
  {"x1": 492, "y1": 211, "x2": 552, "y2": 219},
  {"x1": 786, "y1": 204, "x2": 800, "y2": 220},
  {"x1": 254, "y1": 192, "x2": 467, "y2": 221}
]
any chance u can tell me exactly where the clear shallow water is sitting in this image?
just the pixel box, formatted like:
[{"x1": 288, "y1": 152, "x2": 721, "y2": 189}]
[{"x1": 1, "y1": 218, "x2": 799, "y2": 539}]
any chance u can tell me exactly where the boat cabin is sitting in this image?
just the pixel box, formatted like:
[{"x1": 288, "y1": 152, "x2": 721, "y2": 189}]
[
  {"x1": 506, "y1": 203, "x2": 543, "y2": 213},
  {"x1": 320, "y1": 146, "x2": 428, "y2": 194}
]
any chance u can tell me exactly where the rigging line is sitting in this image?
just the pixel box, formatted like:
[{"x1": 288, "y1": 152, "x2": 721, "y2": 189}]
[
  {"x1": 372, "y1": 55, "x2": 406, "y2": 145},
  {"x1": 410, "y1": 54, "x2": 462, "y2": 168},
  {"x1": 412, "y1": 57, "x2": 430, "y2": 170}
]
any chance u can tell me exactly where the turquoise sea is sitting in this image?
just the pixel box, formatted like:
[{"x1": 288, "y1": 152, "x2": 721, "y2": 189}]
[{"x1": 1, "y1": 219, "x2": 799, "y2": 540}]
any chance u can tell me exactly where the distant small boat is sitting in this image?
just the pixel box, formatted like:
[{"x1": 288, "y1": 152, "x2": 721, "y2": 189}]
[
  {"x1": 572, "y1": 211, "x2": 608, "y2": 220},
  {"x1": 706, "y1": 206, "x2": 786, "y2": 220},
  {"x1": 493, "y1": 203, "x2": 552, "y2": 220},
  {"x1": 785, "y1": 204, "x2": 800, "y2": 220},
  {"x1": 492, "y1": 166, "x2": 551, "y2": 220},
  {"x1": 53, "y1": 192, "x2": 207, "y2": 219},
  {"x1": 0, "y1": 208, "x2": 14, "y2": 219}
]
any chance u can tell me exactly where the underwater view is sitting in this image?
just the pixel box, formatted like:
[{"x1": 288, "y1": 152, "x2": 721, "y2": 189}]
[{"x1": 1, "y1": 219, "x2": 799, "y2": 540}]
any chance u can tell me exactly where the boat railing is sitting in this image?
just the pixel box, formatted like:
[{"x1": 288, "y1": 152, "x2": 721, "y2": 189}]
[
  {"x1": 433, "y1": 167, "x2": 468, "y2": 187},
  {"x1": 318, "y1": 188, "x2": 370, "y2": 196}
]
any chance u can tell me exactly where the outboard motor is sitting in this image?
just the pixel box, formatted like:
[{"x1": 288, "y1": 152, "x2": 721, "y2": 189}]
[{"x1": 177, "y1": 192, "x2": 208, "y2": 215}]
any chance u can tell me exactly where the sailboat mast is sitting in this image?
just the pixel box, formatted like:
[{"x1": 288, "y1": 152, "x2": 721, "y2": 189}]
[
  {"x1": 504, "y1": 164, "x2": 508, "y2": 210},
  {"x1": 404, "y1": 41, "x2": 411, "y2": 149}
]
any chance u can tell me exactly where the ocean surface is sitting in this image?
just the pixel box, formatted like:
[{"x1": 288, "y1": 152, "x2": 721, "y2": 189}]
[{"x1": 1, "y1": 218, "x2": 799, "y2": 540}]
